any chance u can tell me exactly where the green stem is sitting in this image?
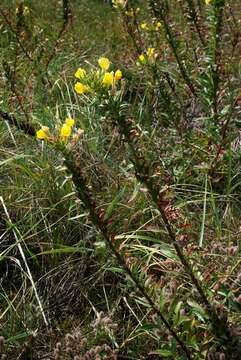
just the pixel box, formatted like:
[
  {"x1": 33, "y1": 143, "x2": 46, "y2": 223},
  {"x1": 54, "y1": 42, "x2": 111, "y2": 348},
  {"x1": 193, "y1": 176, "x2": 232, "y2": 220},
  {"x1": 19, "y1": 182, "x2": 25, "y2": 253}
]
[
  {"x1": 185, "y1": 0, "x2": 206, "y2": 46},
  {"x1": 113, "y1": 108, "x2": 234, "y2": 344},
  {"x1": 209, "y1": 0, "x2": 225, "y2": 119},
  {"x1": 149, "y1": 0, "x2": 197, "y2": 97}
]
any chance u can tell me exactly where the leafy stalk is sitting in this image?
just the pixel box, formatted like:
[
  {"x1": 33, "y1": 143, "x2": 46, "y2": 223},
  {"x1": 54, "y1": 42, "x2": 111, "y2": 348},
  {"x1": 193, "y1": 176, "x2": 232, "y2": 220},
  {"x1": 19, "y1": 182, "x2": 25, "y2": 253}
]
[
  {"x1": 149, "y1": 0, "x2": 197, "y2": 97},
  {"x1": 107, "y1": 97, "x2": 240, "y2": 351},
  {"x1": 62, "y1": 148, "x2": 193, "y2": 360}
]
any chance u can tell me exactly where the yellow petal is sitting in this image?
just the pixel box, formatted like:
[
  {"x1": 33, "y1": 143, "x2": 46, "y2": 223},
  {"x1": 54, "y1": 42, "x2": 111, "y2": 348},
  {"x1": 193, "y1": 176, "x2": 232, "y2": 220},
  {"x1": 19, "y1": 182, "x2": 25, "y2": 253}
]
[
  {"x1": 98, "y1": 57, "x2": 110, "y2": 71},
  {"x1": 140, "y1": 22, "x2": 148, "y2": 30},
  {"x1": 60, "y1": 124, "x2": 72, "y2": 138},
  {"x1": 74, "y1": 82, "x2": 88, "y2": 94},
  {"x1": 147, "y1": 47, "x2": 155, "y2": 58},
  {"x1": 102, "y1": 72, "x2": 114, "y2": 87},
  {"x1": 75, "y1": 68, "x2": 86, "y2": 79},
  {"x1": 155, "y1": 22, "x2": 161, "y2": 30},
  {"x1": 138, "y1": 54, "x2": 146, "y2": 64},
  {"x1": 65, "y1": 117, "x2": 75, "y2": 127},
  {"x1": 36, "y1": 129, "x2": 48, "y2": 140},
  {"x1": 114, "y1": 69, "x2": 122, "y2": 81}
]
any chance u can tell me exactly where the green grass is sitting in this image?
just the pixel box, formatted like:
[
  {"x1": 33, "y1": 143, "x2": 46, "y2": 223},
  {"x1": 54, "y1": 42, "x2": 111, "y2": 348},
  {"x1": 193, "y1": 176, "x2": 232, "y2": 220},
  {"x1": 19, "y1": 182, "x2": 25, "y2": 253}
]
[{"x1": 0, "y1": 0, "x2": 241, "y2": 359}]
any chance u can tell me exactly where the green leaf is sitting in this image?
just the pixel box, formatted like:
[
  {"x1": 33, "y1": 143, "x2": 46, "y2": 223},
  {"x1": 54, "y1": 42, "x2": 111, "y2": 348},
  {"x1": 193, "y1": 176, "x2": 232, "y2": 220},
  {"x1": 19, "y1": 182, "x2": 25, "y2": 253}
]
[
  {"x1": 105, "y1": 185, "x2": 126, "y2": 218},
  {"x1": 151, "y1": 349, "x2": 173, "y2": 357},
  {"x1": 187, "y1": 300, "x2": 206, "y2": 322},
  {"x1": 173, "y1": 301, "x2": 182, "y2": 326}
]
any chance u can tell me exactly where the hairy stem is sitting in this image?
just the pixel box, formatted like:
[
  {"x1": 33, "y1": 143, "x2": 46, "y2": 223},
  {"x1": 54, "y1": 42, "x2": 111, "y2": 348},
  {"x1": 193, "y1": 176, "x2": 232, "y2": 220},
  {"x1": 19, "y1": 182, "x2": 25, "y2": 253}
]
[{"x1": 63, "y1": 149, "x2": 193, "y2": 359}]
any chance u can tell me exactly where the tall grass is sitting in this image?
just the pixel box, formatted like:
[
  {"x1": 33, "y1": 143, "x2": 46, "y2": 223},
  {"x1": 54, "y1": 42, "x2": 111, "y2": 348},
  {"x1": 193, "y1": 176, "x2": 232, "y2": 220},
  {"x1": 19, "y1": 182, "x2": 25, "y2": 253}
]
[{"x1": 0, "y1": 0, "x2": 240, "y2": 359}]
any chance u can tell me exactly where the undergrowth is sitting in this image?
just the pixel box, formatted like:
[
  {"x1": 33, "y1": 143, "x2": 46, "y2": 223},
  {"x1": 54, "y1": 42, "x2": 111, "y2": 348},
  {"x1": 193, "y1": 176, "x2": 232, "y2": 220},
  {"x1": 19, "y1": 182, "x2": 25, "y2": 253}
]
[{"x1": 0, "y1": 0, "x2": 241, "y2": 359}]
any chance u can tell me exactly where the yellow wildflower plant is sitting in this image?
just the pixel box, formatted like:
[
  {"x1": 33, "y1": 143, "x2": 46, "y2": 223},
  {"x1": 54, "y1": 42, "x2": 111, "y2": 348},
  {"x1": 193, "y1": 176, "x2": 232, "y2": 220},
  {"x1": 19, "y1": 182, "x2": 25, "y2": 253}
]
[
  {"x1": 60, "y1": 123, "x2": 72, "y2": 138},
  {"x1": 137, "y1": 49, "x2": 156, "y2": 66},
  {"x1": 102, "y1": 72, "x2": 114, "y2": 87},
  {"x1": 74, "y1": 82, "x2": 89, "y2": 95},
  {"x1": 36, "y1": 126, "x2": 49, "y2": 140},
  {"x1": 146, "y1": 47, "x2": 155, "y2": 60},
  {"x1": 205, "y1": 0, "x2": 212, "y2": 4},
  {"x1": 75, "y1": 68, "x2": 86, "y2": 79},
  {"x1": 138, "y1": 54, "x2": 146, "y2": 64},
  {"x1": 65, "y1": 117, "x2": 75, "y2": 127},
  {"x1": 140, "y1": 22, "x2": 148, "y2": 31},
  {"x1": 155, "y1": 22, "x2": 161, "y2": 31},
  {"x1": 98, "y1": 57, "x2": 110, "y2": 71},
  {"x1": 114, "y1": 69, "x2": 122, "y2": 81}
]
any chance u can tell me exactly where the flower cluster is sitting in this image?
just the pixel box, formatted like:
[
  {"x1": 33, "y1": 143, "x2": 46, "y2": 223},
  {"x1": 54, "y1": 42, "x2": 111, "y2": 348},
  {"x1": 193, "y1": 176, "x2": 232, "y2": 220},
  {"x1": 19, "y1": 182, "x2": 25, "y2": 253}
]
[
  {"x1": 60, "y1": 117, "x2": 75, "y2": 139},
  {"x1": 124, "y1": 7, "x2": 140, "y2": 18},
  {"x1": 36, "y1": 57, "x2": 123, "y2": 143},
  {"x1": 36, "y1": 126, "x2": 50, "y2": 140},
  {"x1": 36, "y1": 117, "x2": 84, "y2": 143},
  {"x1": 140, "y1": 22, "x2": 148, "y2": 31},
  {"x1": 140, "y1": 21, "x2": 161, "y2": 32},
  {"x1": 137, "y1": 47, "x2": 156, "y2": 66},
  {"x1": 74, "y1": 57, "x2": 123, "y2": 95}
]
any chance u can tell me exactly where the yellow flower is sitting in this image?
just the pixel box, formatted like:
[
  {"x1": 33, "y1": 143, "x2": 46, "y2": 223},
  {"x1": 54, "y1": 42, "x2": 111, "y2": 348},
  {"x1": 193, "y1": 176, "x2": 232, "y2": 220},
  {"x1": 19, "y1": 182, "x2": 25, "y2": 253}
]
[
  {"x1": 74, "y1": 82, "x2": 89, "y2": 94},
  {"x1": 75, "y1": 68, "x2": 86, "y2": 79},
  {"x1": 65, "y1": 117, "x2": 75, "y2": 127},
  {"x1": 98, "y1": 57, "x2": 110, "y2": 71},
  {"x1": 155, "y1": 22, "x2": 161, "y2": 31},
  {"x1": 147, "y1": 47, "x2": 155, "y2": 58},
  {"x1": 114, "y1": 69, "x2": 122, "y2": 81},
  {"x1": 102, "y1": 72, "x2": 114, "y2": 87},
  {"x1": 36, "y1": 126, "x2": 49, "y2": 140},
  {"x1": 140, "y1": 22, "x2": 148, "y2": 30},
  {"x1": 36, "y1": 129, "x2": 47, "y2": 140},
  {"x1": 205, "y1": 0, "x2": 212, "y2": 4},
  {"x1": 138, "y1": 54, "x2": 146, "y2": 64},
  {"x1": 60, "y1": 124, "x2": 72, "y2": 138}
]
